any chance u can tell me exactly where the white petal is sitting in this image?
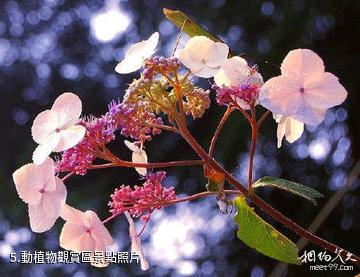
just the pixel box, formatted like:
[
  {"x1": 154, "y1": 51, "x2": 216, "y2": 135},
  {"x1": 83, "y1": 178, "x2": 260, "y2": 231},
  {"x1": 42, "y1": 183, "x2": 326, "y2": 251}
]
[
  {"x1": 124, "y1": 140, "x2": 140, "y2": 152},
  {"x1": 281, "y1": 49, "x2": 325, "y2": 81},
  {"x1": 214, "y1": 56, "x2": 248, "y2": 86},
  {"x1": 60, "y1": 222, "x2": 86, "y2": 251},
  {"x1": 276, "y1": 115, "x2": 287, "y2": 148},
  {"x1": 124, "y1": 212, "x2": 149, "y2": 271},
  {"x1": 115, "y1": 32, "x2": 159, "y2": 74},
  {"x1": 32, "y1": 133, "x2": 61, "y2": 165},
  {"x1": 259, "y1": 76, "x2": 303, "y2": 116},
  {"x1": 178, "y1": 48, "x2": 204, "y2": 75},
  {"x1": 54, "y1": 125, "x2": 86, "y2": 152},
  {"x1": 205, "y1": 41, "x2": 229, "y2": 68},
  {"x1": 51, "y1": 93, "x2": 82, "y2": 128},
  {"x1": 304, "y1": 72, "x2": 347, "y2": 110},
  {"x1": 31, "y1": 110, "x2": 58, "y2": 144},
  {"x1": 132, "y1": 150, "x2": 148, "y2": 176},
  {"x1": 285, "y1": 117, "x2": 304, "y2": 143},
  {"x1": 115, "y1": 56, "x2": 145, "y2": 74}
]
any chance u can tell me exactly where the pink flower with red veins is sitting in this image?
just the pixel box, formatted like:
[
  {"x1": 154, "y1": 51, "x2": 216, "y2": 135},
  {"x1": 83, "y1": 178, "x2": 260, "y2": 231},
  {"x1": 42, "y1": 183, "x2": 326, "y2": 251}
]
[
  {"x1": 12, "y1": 157, "x2": 67, "y2": 232},
  {"x1": 59, "y1": 204, "x2": 113, "y2": 267},
  {"x1": 259, "y1": 49, "x2": 347, "y2": 126}
]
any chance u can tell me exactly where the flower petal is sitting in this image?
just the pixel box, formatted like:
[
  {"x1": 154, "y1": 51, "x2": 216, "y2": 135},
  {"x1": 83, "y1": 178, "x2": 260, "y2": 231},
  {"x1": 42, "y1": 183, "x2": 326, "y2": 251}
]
[
  {"x1": 281, "y1": 49, "x2": 325, "y2": 80},
  {"x1": 12, "y1": 164, "x2": 43, "y2": 205},
  {"x1": 124, "y1": 212, "x2": 149, "y2": 271},
  {"x1": 132, "y1": 150, "x2": 148, "y2": 176},
  {"x1": 205, "y1": 41, "x2": 229, "y2": 68},
  {"x1": 60, "y1": 204, "x2": 85, "y2": 224},
  {"x1": 259, "y1": 76, "x2": 303, "y2": 116},
  {"x1": 51, "y1": 93, "x2": 82, "y2": 128},
  {"x1": 284, "y1": 116, "x2": 304, "y2": 144},
  {"x1": 86, "y1": 211, "x2": 113, "y2": 246},
  {"x1": 54, "y1": 125, "x2": 86, "y2": 152},
  {"x1": 115, "y1": 32, "x2": 159, "y2": 74},
  {"x1": 31, "y1": 110, "x2": 58, "y2": 144},
  {"x1": 124, "y1": 140, "x2": 140, "y2": 152},
  {"x1": 32, "y1": 133, "x2": 61, "y2": 165},
  {"x1": 28, "y1": 177, "x2": 66, "y2": 233},
  {"x1": 304, "y1": 72, "x2": 347, "y2": 110},
  {"x1": 292, "y1": 105, "x2": 327, "y2": 126},
  {"x1": 59, "y1": 222, "x2": 86, "y2": 251}
]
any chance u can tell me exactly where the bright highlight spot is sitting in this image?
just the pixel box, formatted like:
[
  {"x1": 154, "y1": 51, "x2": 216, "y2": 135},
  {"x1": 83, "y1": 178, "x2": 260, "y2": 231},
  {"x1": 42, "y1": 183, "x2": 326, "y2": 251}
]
[
  {"x1": 90, "y1": 0, "x2": 131, "y2": 43},
  {"x1": 309, "y1": 138, "x2": 331, "y2": 161}
]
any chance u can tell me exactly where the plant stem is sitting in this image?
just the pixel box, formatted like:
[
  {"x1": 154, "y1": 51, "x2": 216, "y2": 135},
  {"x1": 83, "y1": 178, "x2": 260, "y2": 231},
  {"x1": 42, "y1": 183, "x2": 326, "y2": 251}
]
[
  {"x1": 248, "y1": 111, "x2": 258, "y2": 191},
  {"x1": 85, "y1": 159, "x2": 204, "y2": 170},
  {"x1": 179, "y1": 127, "x2": 360, "y2": 265},
  {"x1": 208, "y1": 107, "x2": 235, "y2": 157}
]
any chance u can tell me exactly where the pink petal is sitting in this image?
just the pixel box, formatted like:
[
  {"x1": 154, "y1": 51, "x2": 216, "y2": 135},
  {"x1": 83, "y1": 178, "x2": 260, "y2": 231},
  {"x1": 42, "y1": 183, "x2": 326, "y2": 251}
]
[
  {"x1": 32, "y1": 133, "x2": 61, "y2": 165},
  {"x1": 12, "y1": 157, "x2": 56, "y2": 204},
  {"x1": 51, "y1": 93, "x2": 82, "y2": 129},
  {"x1": 178, "y1": 49, "x2": 204, "y2": 74},
  {"x1": 304, "y1": 72, "x2": 347, "y2": 110},
  {"x1": 12, "y1": 163, "x2": 43, "y2": 205},
  {"x1": 281, "y1": 49, "x2": 325, "y2": 81},
  {"x1": 86, "y1": 211, "x2": 113, "y2": 246},
  {"x1": 28, "y1": 177, "x2": 66, "y2": 233},
  {"x1": 259, "y1": 76, "x2": 303, "y2": 116},
  {"x1": 292, "y1": 105, "x2": 327, "y2": 126},
  {"x1": 60, "y1": 223, "x2": 94, "y2": 252},
  {"x1": 60, "y1": 204, "x2": 86, "y2": 224},
  {"x1": 42, "y1": 177, "x2": 67, "y2": 218},
  {"x1": 54, "y1": 125, "x2": 86, "y2": 152},
  {"x1": 31, "y1": 110, "x2": 58, "y2": 144}
]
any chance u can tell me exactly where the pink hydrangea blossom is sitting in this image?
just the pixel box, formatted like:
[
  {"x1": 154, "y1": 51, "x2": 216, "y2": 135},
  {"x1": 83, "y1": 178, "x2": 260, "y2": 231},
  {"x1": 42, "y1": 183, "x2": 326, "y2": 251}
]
[
  {"x1": 59, "y1": 204, "x2": 113, "y2": 267},
  {"x1": 12, "y1": 157, "x2": 67, "y2": 232},
  {"x1": 259, "y1": 49, "x2": 347, "y2": 126},
  {"x1": 109, "y1": 171, "x2": 176, "y2": 221},
  {"x1": 31, "y1": 93, "x2": 86, "y2": 165}
]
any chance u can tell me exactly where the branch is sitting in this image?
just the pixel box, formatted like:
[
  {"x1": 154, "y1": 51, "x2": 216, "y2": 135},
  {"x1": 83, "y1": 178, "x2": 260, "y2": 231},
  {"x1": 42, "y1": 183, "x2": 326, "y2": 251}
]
[
  {"x1": 179, "y1": 127, "x2": 360, "y2": 266},
  {"x1": 87, "y1": 159, "x2": 204, "y2": 170},
  {"x1": 208, "y1": 107, "x2": 235, "y2": 157}
]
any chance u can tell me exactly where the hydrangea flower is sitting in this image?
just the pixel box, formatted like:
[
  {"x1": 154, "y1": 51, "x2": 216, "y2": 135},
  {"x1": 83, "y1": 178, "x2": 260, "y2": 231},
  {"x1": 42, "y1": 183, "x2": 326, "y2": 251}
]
[
  {"x1": 124, "y1": 212, "x2": 149, "y2": 271},
  {"x1": 59, "y1": 204, "x2": 113, "y2": 267},
  {"x1": 214, "y1": 56, "x2": 263, "y2": 87},
  {"x1": 12, "y1": 157, "x2": 67, "y2": 232},
  {"x1": 259, "y1": 49, "x2": 347, "y2": 126},
  {"x1": 213, "y1": 56, "x2": 263, "y2": 109},
  {"x1": 31, "y1": 93, "x2": 86, "y2": 165},
  {"x1": 178, "y1": 36, "x2": 229, "y2": 78},
  {"x1": 274, "y1": 115, "x2": 304, "y2": 148},
  {"x1": 115, "y1": 32, "x2": 159, "y2": 74},
  {"x1": 124, "y1": 140, "x2": 148, "y2": 176}
]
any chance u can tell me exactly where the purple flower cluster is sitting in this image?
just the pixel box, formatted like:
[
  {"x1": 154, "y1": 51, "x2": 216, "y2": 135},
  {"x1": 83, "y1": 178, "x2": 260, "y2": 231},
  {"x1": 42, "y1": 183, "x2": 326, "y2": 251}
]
[
  {"x1": 109, "y1": 171, "x2": 176, "y2": 221},
  {"x1": 108, "y1": 100, "x2": 163, "y2": 141},
  {"x1": 143, "y1": 56, "x2": 182, "y2": 80},
  {"x1": 56, "y1": 115, "x2": 115, "y2": 175},
  {"x1": 213, "y1": 83, "x2": 260, "y2": 108},
  {"x1": 56, "y1": 100, "x2": 163, "y2": 175}
]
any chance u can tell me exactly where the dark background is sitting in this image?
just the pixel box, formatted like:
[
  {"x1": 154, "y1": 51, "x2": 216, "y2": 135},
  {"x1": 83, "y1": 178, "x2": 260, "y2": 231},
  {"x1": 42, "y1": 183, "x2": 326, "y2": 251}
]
[{"x1": 0, "y1": 0, "x2": 359, "y2": 276}]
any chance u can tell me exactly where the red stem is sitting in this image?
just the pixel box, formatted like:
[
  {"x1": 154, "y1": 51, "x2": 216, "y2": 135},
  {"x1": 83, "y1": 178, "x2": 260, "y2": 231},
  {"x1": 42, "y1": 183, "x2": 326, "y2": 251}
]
[{"x1": 209, "y1": 106, "x2": 235, "y2": 157}]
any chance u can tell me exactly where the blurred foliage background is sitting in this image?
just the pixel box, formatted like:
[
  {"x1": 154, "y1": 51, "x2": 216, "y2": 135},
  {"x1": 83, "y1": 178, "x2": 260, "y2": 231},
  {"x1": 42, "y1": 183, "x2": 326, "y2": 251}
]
[{"x1": 0, "y1": 0, "x2": 359, "y2": 276}]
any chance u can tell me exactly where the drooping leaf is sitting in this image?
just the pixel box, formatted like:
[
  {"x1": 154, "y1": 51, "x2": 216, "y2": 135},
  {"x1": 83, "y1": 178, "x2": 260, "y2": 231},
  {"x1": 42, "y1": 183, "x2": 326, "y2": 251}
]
[
  {"x1": 163, "y1": 8, "x2": 222, "y2": 42},
  {"x1": 233, "y1": 196, "x2": 301, "y2": 265},
  {"x1": 252, "y1": 176, "x2": 324, "y2": 205}
]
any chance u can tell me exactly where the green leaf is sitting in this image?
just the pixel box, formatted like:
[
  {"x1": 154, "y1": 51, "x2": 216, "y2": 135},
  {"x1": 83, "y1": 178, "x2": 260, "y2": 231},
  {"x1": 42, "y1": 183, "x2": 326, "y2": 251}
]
[
  {"x1": 252, "y1": 176, "x2": 324, "y2": 205},
  {"x1": 233, "y1": 196, "x2": 301, "y2": 265},
  {"x1": 163, "y1": 8, "x2": 222, "y2": 42}
]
